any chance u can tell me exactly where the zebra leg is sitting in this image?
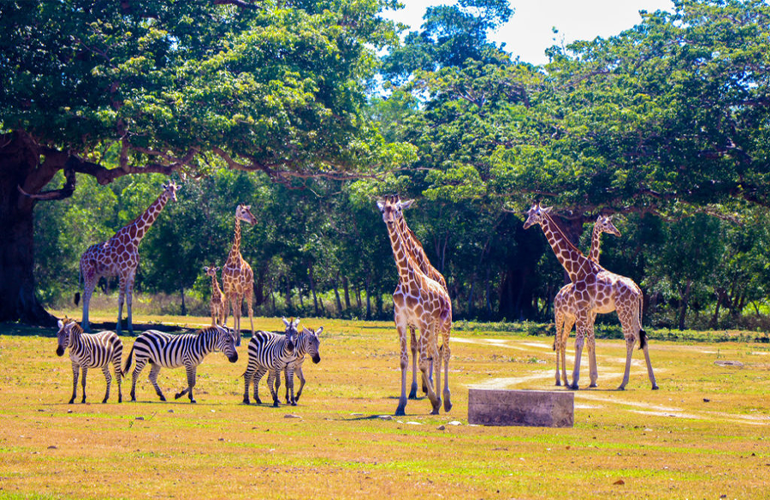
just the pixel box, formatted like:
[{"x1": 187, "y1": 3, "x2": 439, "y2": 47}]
[
  {"x1": 175, "y1": 365, "x2": 197, "y2": 403},
  {"x1": 148, "y1": 363, "x2": 166, "y2": 401},
  {"x1": 294, "y1": 365, "x2": 306, "y2": 404},
  {"x1": 253, "y1": 368, "x2": 267, "y2": 405},
  {"x1": 80, "y1": 367, "x2": 88, "y2": 404},
  {"x1": 130, "y1": 358, "x2": 148, "y2": 402},
  {"x1": 69, "y1": 362, "x2": 80, "y2": 404},
  {"x1": 267, "y1": 370, "x2": 280, "y2": 407},
  {"x1": 114, "y1": 356, "x2": 123, "y2": 403},
  {"x1": 102, "y1": 365, "x2": 112, "y2": 403},
  {"x1": 283, "y1": 367, "x2": 293, "y2": 405},
  {"x1": 243, "y1": 365, "x2": 254, "y2": 405}
]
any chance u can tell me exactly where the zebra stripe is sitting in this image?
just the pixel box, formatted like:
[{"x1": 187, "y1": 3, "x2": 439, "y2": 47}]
[
  {"x1": 124, "y1": 325, "x2": 238, "y2": 403},
  {"x1": 243, "y1": 317, "x2": 299, "y2": 406},
  {"x1": 56, "y1": 318, "x2": 123, "y2": 404},
  {"x1": 284, "y1": 326, "x2": 323, "y2": 406}
]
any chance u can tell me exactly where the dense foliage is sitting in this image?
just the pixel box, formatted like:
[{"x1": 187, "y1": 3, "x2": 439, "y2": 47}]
[{"x1": 5, "y1": 0, "x2": 770, "y2": 329}]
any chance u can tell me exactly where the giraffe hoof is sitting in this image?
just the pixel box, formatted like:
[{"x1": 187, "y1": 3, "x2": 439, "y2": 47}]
[
  {"x1": 616, "y1": 386, "x2": 626, "y2": 391},
  {"x1": 589, "y1": 383, "x2": 598, "y2": 388},
  {"x1": 555, "y1": 380, "x2": 561, "y2": 387},
  {"x1": 567, "y1": 384, "x2": 579, "y2": 391},
  {"x1": 652, "y1": 385, "x2": 660, "y2": 390}
]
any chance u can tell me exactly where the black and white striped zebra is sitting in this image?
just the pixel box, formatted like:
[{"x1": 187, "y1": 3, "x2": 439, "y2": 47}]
[
  {"x1": 243, "y1": 317, "x2": 299, "y2": 406},
  {"x1": 284, "y1": 326, "x2": 323, "y2": 406},
  {"x1": 55, "y1": 317, "x2": 123, "y2": 404},
  {"x1": 124, "y1": 325, "x2": 238, "y2": 403}
]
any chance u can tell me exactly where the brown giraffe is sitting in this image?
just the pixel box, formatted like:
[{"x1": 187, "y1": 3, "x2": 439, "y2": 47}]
[
  {"x1": 523, "y1": 203, "x2": 658, "y2": 391},
  {"x1": 553, "y1": 215, "x2": 620, "y2": 387},
  {"x1": 78, "y1": 182, "x2": 178, "y2": 335},
  {"x1": 203, "y1": 265, "x2": 225, "y2": 327},
  {"x1": 378, "y1": 195, "x2": 452, "y2": 415},
  {"x1": 393, "y1": 197, "x2": 448, "y2": 399},
  {"x1": 221, "y1": 204, "x2": 257, "y2": 347}
]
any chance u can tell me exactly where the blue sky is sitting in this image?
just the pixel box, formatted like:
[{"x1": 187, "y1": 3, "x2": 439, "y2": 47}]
[{"x1": 382, "y1": 0, "x2": 675, "y2": 65}]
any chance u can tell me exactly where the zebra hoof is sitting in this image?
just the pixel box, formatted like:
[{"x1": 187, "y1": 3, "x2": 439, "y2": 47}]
[
  {"x1": 174, "y1": 392, "x2": 183, "y2": 400},
  {"x1": 102, "y1": 398, "x2": 108, "y2": 404},
  {"x1": 243, "y1": 398, "x2": 250, "y2": 405},
  {"x1": 555, "y1": 380, "x2": 561, "y2": 386},
  {"x1": 652, "y1": 384, "x2": 660, "y2": 390},
  {"x1": 159, "y1": 395, "x2": 167, "y2": 402},
  {"x1": 272, "y1": 402, "x2": 279, "y2": 408},
  {"x1": 291, "y1": 401, "x2": 297, "y2": 407},
  {"x1": 190, "y1": 399, "x2": 197, "y2": 404},
  {"x1": 68, "y1": 399, "x2": 75, "y2": 404}
]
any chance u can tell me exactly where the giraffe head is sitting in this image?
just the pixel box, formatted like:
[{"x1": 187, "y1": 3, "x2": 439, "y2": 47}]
[
  {"x1": 203, "y1": 265, "x2": 220, "y2": 278},
  {"x1": 300, "y1": 326, "x2": 323, "y2": 364},
  {"x1": 162, "y1": 181, "x2": 179, "y2": 203},
  {"x1": 235, "y1": 204, "x2": 257, "y2": 226},
  {"x1": 595, "y1": 215, "x2": 621, "y2": 237},
  {"x1": 377, "y1": 195, "x2": 402, "y2": 226},
  {"x1": 55, "y1": 316, "x2": 78, "y2": 356},
  {"x1": 523, "y1": 203, "x2": 552, "y2": 229}
]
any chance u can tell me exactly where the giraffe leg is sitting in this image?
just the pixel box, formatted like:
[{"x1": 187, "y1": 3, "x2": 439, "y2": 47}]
[
  {"x1": 441, "y1": 322, "x2": 452, "y2": 413},
  {"x1": 126, "y1": 273, "x2": 136, "y2": 336},
  {"x1": 69, "y1": 362, "x2": 79, "y2": 404},
  {"x1": 570, "y1": 314, "x2": 590, "y2": 390},
  {"x1": 82, "y1": 274, "x2": 97, "y2": 333},
  {"x1": 395, "y1": 321, "x2": 409, "y2": 416},
  {"x1": 419, "y1": 325, "x2": 440, "y2": 415},
  {"x1": 641, "y1": 333, "x2": 659, "y2": 390},
  {"x1": 408, "y1": 327, "x2": 419, "y2": 399},
  {"x1": 618, "y1": 335, "x2": 635, "y2": 390},
  {"x1": 554, "y1": 310, "x2": 564, "y2": 386},
  {"x1": 561, "y1": 316, "x2": 575, "y2": 387},
  {"x1": 245, "y1": 288, "x2": 254, "y2": 345},
  {"x1": 117, "y1": 277, "x2": 126, "y2": 336},
  {"x1": 588, "y1": 313, "x2": 598, "y2": 388},
  {"x1": 101, "y1": 365, "x2": 112, "y2": 403}
]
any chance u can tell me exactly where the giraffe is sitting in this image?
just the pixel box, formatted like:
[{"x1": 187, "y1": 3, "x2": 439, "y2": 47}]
[
  {"x1": 221, "y1": 204, "x2": 257, "y2": 347},
  {"x1": 377, "y1": 195, "x2": 452, "y2": 415},
  {"x1": 203, "y1": 265, "x2": 225, "y2": 327},
  {"x1": 77, "y1": 181, "x2": 178, "y2": 335},
  {"x1": 553, "y1": 215, "x2": 620, "y2": 387},
  {"x1": 393, "y1": 197, "x2": 447, "y2": 399},
  {"x1": 523, "y1": 203, "x2": 658, "y2": 391}
]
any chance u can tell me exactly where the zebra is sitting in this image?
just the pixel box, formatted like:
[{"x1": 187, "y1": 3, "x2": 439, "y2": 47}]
[
  {"x1": 243, "y1": 317, "x2": 299, "y2": 406},
  {"x1": 124, "y1": 325, "x2": 238, "y2": 403},
  {"x1": 55, "y1": 317, "x2": 123, "y2": 404},
  {"x1": 283, "y1": 326, "x2": 323, "y2": 406}
]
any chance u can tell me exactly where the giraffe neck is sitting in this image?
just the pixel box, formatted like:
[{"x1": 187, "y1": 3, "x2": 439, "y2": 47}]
[
  {"x1": 386, "y1": 221, "x2": 416, "y2": 283},
  {"x1": 396, "y1": 217, "x2": 429, "y2": 270},
  {"x1": 210, "y1": 275, "x2": 222, "y2": 295},
  {"x1": 541, "y1": 214, "x2": 592, "y2": 282},
  {"x1": 228, "y1": 219, "x2": 242, "y2": 261},
  {"x1": 125, "y1": 192, "x2": 170, "y2": 243},
  {"x1": 588, "y1": 224, "x2": 603, "y2": 263}
]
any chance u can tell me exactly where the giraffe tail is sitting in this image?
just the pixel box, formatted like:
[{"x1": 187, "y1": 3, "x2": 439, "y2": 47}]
[
  {"x1": 639, "y1": 329, "x2": 648, "y2": 350},
  {"x1": 74, "y1": 263, "x2": 82, "y2": 306}
]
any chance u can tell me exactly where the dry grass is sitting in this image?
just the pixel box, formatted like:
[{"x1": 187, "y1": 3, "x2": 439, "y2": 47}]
[{"x1": 1, "y1": 312, "x2": 769, "y2": 499}]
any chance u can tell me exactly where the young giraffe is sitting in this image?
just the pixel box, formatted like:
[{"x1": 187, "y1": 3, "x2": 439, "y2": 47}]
[
  {"x1": 378, "y1": 195, "x2": 452, "y2": 415},
  {"x1": 77, "y1": 182, "x2": 178, "y2": 335},
  {"x1": 553, "y1": 215, "x2": 620, "y2": 387},
  {"x1": 524, "y1": 203, "x2": 658, "y2": 390},
  {"x1": 203, "y1": 266, "x2": 225, "y2": 327},
  {"x1": 222, "y1": 204, "x2": 257, "y2": 347},
  {"x1": 393, "y1": 196, "x2": 447, "y2": 399}
]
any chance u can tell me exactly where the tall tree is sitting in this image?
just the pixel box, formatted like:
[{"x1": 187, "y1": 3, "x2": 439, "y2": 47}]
[{"x1": 0, "y1": 0, "x2": 404, "y2": 324}]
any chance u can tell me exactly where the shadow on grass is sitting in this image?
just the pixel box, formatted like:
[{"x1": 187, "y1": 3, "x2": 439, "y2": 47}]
[{"x1": 0, "y1": 321, "x2": 194, "y2": 338}]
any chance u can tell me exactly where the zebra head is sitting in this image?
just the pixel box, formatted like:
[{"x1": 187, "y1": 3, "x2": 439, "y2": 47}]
[
  {"x1": 301, "y1": 326, "x2": 323, "y2": 364},
  {"x1": 282, "y1": 317, "x2": 300, "y2": 352},
  {"x1": 215, "y1": 325, "x2": 239, "y2": 363},
  {"x1": 55, "y1": 317, "x2": 77, "y2": 356}
]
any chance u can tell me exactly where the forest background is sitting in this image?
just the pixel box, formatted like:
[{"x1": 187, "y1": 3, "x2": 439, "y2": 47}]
[{"x1": 2, "y1": 0, "x2": 769, "y2": 333}]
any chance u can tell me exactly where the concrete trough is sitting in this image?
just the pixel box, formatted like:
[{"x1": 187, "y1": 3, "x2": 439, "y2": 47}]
[{"x1": 468, "y1": 388, "x2": 574, "y2": 427}]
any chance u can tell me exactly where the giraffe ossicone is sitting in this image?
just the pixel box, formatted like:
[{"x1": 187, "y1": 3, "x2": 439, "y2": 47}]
[{"x1": 78, "y1": 181, "x2": 178, "y2": 335}]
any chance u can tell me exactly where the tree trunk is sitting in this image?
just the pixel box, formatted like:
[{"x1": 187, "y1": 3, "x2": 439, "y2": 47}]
[
  {"x1": 333, "y1": 272, "x2": 343, "y2": 316},
  {"x1": 677, "y1": 280, "x2": 693, "y2": 330},
  {"x1": 343, "y1": 276, "x2": 351, "y2": 311},
  {"x1": 309, "y1": 264, "x2": 319, "y2": 317},
  {"x1": 0, "y1": 133, "x2": 59, "y2": 326},
  {"x1": 365, "y1": 278, "x2": 372, "y2": 320},
  {"x1": 180, "y1": 288, "x2": 187, "y2": 316}
]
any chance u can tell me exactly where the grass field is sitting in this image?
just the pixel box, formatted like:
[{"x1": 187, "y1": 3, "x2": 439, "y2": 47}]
[{"x1": 1, "y1": 312, "x2": 769, "y2": 499}]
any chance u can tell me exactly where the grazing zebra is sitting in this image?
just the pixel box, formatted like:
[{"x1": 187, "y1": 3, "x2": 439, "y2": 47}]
[
  {"x1": 243, "y1": 317, "x2": 299, "y2": 406},
  {"x1": 124, "y1": 325, "x2": 238, "y2": 403},
  {"x1": 284, "y1": 326, "x2": 323, "y2": 406},
  {"x1": 55, "y1": 317, "x2": 123, "y2": 404}
]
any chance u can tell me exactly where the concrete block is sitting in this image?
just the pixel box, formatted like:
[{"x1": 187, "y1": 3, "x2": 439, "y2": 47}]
[{"x1": 468, "y1": 388, "x2": 574, "y2": 427}]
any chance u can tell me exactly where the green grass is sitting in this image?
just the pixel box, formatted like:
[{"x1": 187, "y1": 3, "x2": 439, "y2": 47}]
[{"x1": 0, "y1": 313, "x2": 769, "y2": 499}]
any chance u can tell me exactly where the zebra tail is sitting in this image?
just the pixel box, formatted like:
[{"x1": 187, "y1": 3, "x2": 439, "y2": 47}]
[{"x1": 122, "y1": 345, "x2": 134, "y2": 376}]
